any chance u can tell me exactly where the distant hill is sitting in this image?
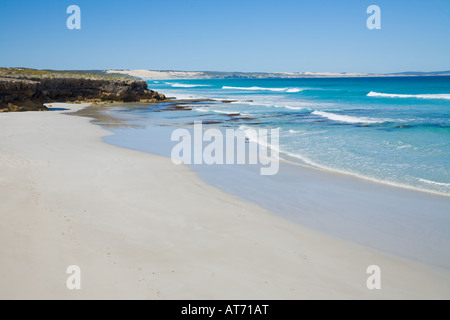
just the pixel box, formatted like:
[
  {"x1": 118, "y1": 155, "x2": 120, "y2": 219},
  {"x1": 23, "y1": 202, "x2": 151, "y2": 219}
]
[
  {"x1": 106, "y1": 69, "x2": 450, "y2": 80},
  {"x1": 388, "y1": 71, "x2": 450, "y2": 76}
]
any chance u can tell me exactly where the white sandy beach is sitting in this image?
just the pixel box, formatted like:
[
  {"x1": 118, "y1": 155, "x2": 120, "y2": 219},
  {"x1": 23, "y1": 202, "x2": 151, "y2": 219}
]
[{"x1": 1, "y1": 103, "x2": 450, "y2": 299}]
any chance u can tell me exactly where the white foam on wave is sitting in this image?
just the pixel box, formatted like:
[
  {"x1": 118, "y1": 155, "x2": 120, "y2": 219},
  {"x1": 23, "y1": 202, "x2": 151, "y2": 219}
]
[
  {"x1": 223, "y1": 86, "x2": 286, "y2": 92},
  {"x1": 397, "y1": 144, "x2": 416, "y2": 150},
  {"x1": 210, "y1": 109, "x2": 238, "y2": 114},
  {"x1": 238, "y1": 125, "x2": 281, "y2": 159},
  {"x1": 236, "y1": 126, "x2": 450, "y2": 196},
  {"x1": 157, "y1": 90, "x2": 208, "y2": 100},
  {"x1": 283, "y1": 152, "x2": 450, "y2": 196},
  {"x1": 312, "y1": 111, "x2": 386, "y2": 124},
  {"x1": 223, "y1": 86, "x2": 304, "y2": 93},
  {"x1": 288, "y1": 129, "x2": 328, "y2": 136},
  {"x1": 282, "y1": 150, "x2": 327, "y2": 168},
  {"x1": 230, "y1": 100, "x2": 307, "y2": 111},
  {"x1": 194, "y1": 107, "x2": 250, "y2": 116},
  {"x1": 284, "y1": 106, "x2": 305, "y2": 110},
  {"x1": 286, "y1": 88, "x2": 304, "y2": 93},
  {"x1": 194, "y1": 107, "x2": 210, "y2": 113},
  {"x1": 368, "y1": 91, "x2": 450, "y2": 100},
  {"x1": 238, "y1": 126, "x2": 317, "y2": 166},
  {"x1": 418, "y1": 178, "x2": 450, "y2": 187},
  {"x1": 211, "y1": 109, "x2": 251, "y2": 116},
  {"x1": 170, "y1": 83, "x2": 211, "y2": 88}
]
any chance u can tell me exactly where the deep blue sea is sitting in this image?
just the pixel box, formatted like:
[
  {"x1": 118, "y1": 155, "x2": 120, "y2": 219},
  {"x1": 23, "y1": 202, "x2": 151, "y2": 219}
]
[{"x1": 111, "y1": 76, "x2": 450, "y2": 195}]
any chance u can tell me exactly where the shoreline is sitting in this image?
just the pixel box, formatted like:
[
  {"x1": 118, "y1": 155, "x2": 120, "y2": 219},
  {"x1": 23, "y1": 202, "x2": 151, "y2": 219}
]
[
  {"x1": 87, "y1": 98, "x2": 450, "y2": 197},
  {"x1": 280, "y1": 157, "x2": 450, "y2": 198},
  {"x1": 1, "y1": 103, "x2": 450, "y2": 299},
  {"x1": 96, "y1": 106, "x2": 450, "y2": 271}
]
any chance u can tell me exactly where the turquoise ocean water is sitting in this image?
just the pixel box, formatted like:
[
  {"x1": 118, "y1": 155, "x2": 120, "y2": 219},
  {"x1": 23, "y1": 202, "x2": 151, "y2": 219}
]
[{"x1": 118, "y1": 76, "x2": 450, "y2": 195}]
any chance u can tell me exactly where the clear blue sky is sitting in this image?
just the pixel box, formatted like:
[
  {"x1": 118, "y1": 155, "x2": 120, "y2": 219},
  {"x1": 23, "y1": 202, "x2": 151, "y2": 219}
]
[{"x1": 0, "y1": 0, "x2": 449, "y2": 73}]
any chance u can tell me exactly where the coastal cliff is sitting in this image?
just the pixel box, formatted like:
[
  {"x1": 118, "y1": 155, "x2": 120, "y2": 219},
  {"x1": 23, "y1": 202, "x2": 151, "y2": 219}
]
[{"x1": 0, "y1": 68, "x2": 167, "y2": 112}]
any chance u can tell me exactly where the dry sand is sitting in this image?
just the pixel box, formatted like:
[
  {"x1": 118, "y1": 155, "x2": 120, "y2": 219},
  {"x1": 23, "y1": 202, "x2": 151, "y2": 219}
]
[
  {"x1": 107, "y1": 70, "x2": 206, "y2": 80},
  {"x1": 0, "y1": 103, "x2": 449, "y2": 299}
]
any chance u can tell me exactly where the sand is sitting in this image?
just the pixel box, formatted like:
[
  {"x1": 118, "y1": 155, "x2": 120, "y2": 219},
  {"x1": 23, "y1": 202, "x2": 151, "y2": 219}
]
[
  {"x1": 106, "y1": 70, "x2": 206, "y2": 80},
  {"x1": 0, "y1": 103, "x2": 449, "y2": 299}
]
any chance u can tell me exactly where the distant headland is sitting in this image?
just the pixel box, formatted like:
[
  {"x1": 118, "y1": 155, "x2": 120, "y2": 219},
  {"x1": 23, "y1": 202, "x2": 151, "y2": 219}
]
[{"x1": 106, "y1": 69, "x2": 450, "y2": 80}]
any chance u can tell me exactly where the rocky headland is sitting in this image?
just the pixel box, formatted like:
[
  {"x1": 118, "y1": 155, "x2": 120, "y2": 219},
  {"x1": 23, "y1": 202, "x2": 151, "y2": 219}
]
[{"x1": 0, "y1": 68, "x2": 167, "y2": 112}]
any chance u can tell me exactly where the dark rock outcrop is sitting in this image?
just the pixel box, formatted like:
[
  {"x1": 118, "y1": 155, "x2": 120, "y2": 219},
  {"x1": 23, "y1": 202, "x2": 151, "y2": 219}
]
[{"x1": 0, "y1": 76, "x2": 166, "y2": 112}]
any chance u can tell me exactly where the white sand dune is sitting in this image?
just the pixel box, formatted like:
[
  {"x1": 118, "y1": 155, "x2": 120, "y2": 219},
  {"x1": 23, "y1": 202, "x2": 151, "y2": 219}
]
[
  {"x1": 0, "y1": 103, "x2": 449, "y2": 299},
  {"x1": 106, "y1": 69, "x2": 372, "y2": 80},
  {"x1": 107, "y1": 69, "x2": 206, "y2": 80}
]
